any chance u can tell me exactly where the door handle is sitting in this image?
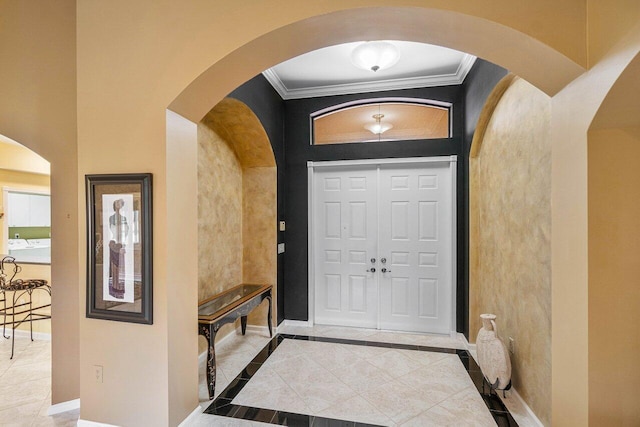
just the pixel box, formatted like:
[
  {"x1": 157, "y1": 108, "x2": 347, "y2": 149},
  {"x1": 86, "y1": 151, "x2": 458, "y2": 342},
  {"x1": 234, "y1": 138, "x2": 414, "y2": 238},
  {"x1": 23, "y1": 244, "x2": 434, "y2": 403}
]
[
  {"x1": 381, "y1": 268, "x2": 391, "y2": 273},
  {"x1": 380, "y1": 258, "x2": 387, "y2": 264},
  {"x1": 370, "y1": 258, "x2": 376, "y2": 264},
  {"x1": 367, "y1": 268, "x2": 376, "y2": 273}
]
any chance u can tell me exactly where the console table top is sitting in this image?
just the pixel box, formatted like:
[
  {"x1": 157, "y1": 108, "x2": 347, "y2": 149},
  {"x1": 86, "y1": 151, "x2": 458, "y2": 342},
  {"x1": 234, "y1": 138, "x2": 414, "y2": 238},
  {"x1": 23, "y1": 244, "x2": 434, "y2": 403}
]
[{"x1": 197, "y1": 283, "x2": 271, "y2": 324}]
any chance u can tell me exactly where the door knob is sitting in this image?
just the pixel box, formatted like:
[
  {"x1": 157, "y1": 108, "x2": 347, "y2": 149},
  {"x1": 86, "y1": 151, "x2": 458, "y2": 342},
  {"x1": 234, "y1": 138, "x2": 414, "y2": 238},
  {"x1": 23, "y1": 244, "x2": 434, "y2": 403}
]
[
  {"x1": 370, "y1": 258, "x2": 376, "y2": 264},
  {"x1": 367, "y1": 268, "x2": 376, "y2": 273},
  {"x1": 381, "y1": 268, "x2": 391, "y2": 273},
  {"x1": 380, "y1": 258, "x2": 387, "y2": 264}
]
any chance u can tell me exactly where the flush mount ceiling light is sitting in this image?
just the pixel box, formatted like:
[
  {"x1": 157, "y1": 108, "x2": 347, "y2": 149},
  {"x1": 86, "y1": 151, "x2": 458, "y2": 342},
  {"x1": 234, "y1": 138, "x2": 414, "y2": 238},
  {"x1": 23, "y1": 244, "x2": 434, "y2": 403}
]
[
  {"x1": 351, "y1": 41, "x2": 401, "y2": 72},
  {"x1": 365, "y1": 113, "x2": 393, "y2": 135}
]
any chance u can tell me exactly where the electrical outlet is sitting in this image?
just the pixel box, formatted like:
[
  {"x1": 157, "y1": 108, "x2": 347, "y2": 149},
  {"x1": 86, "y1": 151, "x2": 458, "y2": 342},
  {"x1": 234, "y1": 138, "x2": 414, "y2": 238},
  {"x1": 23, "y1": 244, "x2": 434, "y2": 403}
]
[
  {"x1": 14, "y1": 233, "x2": 19, "y2": 239},
  {"x1": 508, "y1": 337, "x2": 515, "y2": 355},
  {"x1": 94, "y1": 365, "x2": 103, "y2": 383}
]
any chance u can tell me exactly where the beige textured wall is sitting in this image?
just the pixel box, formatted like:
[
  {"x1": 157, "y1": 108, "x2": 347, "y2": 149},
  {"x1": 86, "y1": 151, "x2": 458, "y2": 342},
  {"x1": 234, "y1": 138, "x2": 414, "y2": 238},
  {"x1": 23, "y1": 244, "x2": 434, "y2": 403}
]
[
  {"x1": 0, "y1": 0, "x2": 79, "y2": 405},
  {"x1": 588, "y1": 126, "x2": 640, "y2": 426},
  {"x1": 207, "y1": 99, "x2": 276, "y2": 168},
  {"x1": 470, "y1": 78, "x2": 551, "y2": 425},
  {"x1": 243, "y1": 167, "x2": 277, "y2": 326},
  {"x1": 587, "y1": 0, "x2": 640, "y2": 65},
  {"x1": 198, "y1": 118, "x2": 243, "y2": 301}
]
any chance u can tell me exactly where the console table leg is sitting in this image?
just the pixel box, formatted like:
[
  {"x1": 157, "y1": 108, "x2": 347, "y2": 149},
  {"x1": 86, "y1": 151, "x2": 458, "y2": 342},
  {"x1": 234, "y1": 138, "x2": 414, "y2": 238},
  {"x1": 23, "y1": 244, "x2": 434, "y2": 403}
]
[
  {"x1": 199, "y1": 324, "x2": 217, "y2": 400},
  {"x1": 240, "y1": 316, "x2": 248, "y2": 335},
  {"x1": 207, "y1": 341, "x2": 216, "y2": 400},
  {"x1": 266, "y1": 295, "x2": 273, "y2": 337}
]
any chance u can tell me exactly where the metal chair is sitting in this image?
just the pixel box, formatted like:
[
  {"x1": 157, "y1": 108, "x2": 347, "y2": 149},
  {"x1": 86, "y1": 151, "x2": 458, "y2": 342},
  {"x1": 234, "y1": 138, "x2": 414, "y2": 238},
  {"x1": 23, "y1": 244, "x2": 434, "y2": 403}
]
[{"x1": 0, "y1": 256, "x2": 51, "y2": 359}]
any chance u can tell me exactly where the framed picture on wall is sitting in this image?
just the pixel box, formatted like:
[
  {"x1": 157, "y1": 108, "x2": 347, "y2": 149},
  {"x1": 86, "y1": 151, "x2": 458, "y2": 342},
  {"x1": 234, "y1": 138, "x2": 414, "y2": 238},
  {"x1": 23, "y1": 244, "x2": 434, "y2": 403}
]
[{"x1": 85, "y1": 173, "x2": 153, "y2": 324}]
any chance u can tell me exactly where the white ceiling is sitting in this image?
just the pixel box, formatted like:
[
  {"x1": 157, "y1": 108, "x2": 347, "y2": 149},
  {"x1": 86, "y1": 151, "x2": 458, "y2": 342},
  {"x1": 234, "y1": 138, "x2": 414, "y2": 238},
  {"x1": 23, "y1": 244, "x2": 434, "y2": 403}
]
[{"x1": 263, "y1": 40, "x2": 476, "y2": 100}]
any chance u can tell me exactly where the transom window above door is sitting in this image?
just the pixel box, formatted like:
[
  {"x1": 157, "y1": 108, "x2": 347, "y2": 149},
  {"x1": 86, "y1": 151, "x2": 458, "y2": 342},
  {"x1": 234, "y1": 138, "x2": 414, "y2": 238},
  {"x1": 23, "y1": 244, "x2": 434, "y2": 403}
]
[{"x1": 312, "y1": 99, "x2": 451, "y2": 145}]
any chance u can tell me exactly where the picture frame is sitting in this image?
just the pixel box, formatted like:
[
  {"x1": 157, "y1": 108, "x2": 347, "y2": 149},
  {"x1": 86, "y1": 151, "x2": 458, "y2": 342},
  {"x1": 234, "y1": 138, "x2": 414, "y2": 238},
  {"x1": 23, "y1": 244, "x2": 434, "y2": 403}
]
[{"x1": 85, "y1": 173, "x2": 153, "y2": 324}]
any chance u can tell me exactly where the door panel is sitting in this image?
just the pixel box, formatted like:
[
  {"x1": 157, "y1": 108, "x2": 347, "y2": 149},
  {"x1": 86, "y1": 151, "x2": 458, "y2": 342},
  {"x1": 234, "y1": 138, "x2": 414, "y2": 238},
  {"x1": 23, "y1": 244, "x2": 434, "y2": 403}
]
[
  {"x1": 313, "y1": 161, "x2": 453, "y2": 334},
  {"x1": 378, "y1": 163, "x2": 452, "y2": 334},
  {"x1": 314, "y1": 166, "x2": 378, "y2": 328}
]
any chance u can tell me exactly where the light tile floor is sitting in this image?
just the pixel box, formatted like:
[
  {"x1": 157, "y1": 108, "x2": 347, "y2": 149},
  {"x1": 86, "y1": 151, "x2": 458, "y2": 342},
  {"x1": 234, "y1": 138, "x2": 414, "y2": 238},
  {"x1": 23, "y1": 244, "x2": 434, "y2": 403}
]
[
  {"x1": 0, "y1": 334, "x2": 79, "y2": 427},
  {"x1": 278, "y1": 324, "x2": 534, "y2": 427},
  {"x1": 232, "y1": 339, "x2": 496, "y2": 426},
  {"x1": 0, "y1": 324, "x2": 529, "y2": 426},
  {"x1": 187, "y1": 326, "x2": 522, "y2": 427}
]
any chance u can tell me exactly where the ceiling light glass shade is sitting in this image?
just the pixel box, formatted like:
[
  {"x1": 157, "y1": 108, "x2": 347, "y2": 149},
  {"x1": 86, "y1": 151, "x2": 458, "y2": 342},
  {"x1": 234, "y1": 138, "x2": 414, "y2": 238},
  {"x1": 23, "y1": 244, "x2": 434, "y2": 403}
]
[
  {"x1": 364, "y1": 122, "x2": 393, "y2": 134},
  {"x1": 351, "y1": 41, "x2": 400, "y2": 72},
  {"x1": 365, "y1": 113, "x2": 393, "y2": 135}
]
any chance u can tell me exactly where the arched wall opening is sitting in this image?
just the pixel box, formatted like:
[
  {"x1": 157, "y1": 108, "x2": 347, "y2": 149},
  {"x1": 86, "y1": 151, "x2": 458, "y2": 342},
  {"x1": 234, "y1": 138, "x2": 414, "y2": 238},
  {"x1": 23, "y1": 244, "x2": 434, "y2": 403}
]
[
  {"x1": 0, "y1": 134, "x2": 52, "y2": 337},
  {"x1": 587, "y1": 50, "x2": 640, "y2": 425},
  {"x1": 169, "y1": 7, "x2": 584, "y2": 123},
  {"x1": 163, "y1": 8, "x2": 584, "y2": 426},
  {"x1": 72, "y1": 4, "x2": 599, "y2": 426},
  {"x1": 196, "y1": 98, "x2": 277, "y2": 350}
]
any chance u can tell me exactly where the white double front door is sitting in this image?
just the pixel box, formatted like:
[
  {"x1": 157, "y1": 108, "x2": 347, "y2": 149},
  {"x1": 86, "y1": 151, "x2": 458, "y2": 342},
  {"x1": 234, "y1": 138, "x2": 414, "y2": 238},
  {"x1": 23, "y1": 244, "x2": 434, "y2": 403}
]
[{"x1": 311, "y1": 158, "x2": 455, "y2": 334}]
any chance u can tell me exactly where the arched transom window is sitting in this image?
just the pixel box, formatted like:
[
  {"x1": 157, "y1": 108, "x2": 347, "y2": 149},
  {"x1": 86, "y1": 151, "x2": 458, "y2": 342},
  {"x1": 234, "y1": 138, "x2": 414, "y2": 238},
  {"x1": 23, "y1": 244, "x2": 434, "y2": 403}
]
[{"x1": 312, "y1": 99, "x2": 451, "y2": 145}]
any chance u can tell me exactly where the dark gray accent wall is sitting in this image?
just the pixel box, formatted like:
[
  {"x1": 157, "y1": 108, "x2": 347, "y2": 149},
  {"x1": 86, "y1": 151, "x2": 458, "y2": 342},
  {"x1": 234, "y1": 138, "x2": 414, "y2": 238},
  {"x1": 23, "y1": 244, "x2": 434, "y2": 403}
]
[
  {"x1": 227, "y1": 61, "x2": 508, "y2": 336},
  {"x1": 463, "y1": 59, "x2": 508, "y2": 152},
  {"x1": 229, "y1": 74, "x2": 286, "y2": 324},
  {"x1": 283, "y1": 86, "x2": 467, "y2": 329},
  {"x1": 461, "y1": 59, "x2": 508, "y2": 338}
]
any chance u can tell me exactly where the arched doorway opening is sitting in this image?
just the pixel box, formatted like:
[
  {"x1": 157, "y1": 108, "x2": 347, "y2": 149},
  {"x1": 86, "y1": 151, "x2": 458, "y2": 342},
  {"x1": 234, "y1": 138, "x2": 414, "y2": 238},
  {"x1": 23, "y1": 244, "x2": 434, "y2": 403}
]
[
  {"x1": 169, "y1": 7, "x2": 583, "y2": 123},
  {"x1": 163, "y1": 7, "x2": 585, "y2": 425},
  {"x1": 587, "y1": 50, "x2": 640, "y2": 425},
  {"x1": 0, "y1": 132, "x2": 58, "y2": 420},
  {"x1": 195, "y1": 98, "x2": 278, "y2": 399}
]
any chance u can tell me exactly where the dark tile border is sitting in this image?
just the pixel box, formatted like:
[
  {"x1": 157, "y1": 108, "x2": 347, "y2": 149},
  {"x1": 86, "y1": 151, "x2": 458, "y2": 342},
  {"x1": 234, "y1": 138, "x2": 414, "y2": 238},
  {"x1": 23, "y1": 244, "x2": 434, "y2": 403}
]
[{"x1": 205, "y1": 334, "x2": 518, "y2": 426}]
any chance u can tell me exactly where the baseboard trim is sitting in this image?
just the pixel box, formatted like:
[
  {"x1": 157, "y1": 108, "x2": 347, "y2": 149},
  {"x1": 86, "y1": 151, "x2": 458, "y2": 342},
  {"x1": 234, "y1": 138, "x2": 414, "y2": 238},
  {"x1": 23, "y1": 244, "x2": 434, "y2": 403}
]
[
  {"x1": 458, "y1": 332, "x2": 477, "y2": 352},
  {"x1": 9, "y1": 329, "x2": 51, "y2": 341},
  {"x1": 47, "y1": 398, "x2": 80, "y2": 416},
  {"x1": 281, "y1": 319, "x2": 312, "y2": 329},
  {"x1": 458, "y1": 333, "x2": 542, "y2": 427},
  {"x1": 509, "y1": 388, "x2": 544, "y2": 427},
  {"x1": 245, "y1": 324, "x2": 269, "y2": 334},
  {"x1": 77, "y1": 419, "x2": 120, "y2": 427},
  {"x1": 178, "y1": 405, "x2": 203, "y2": 427}
]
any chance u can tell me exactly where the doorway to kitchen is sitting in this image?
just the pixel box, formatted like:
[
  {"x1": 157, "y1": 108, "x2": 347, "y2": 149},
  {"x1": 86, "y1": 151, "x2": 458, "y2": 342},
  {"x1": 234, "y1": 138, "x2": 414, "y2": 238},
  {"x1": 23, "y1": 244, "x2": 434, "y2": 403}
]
[{"x1": 308, "y1": 156, "x2": 456, "y2": 335}]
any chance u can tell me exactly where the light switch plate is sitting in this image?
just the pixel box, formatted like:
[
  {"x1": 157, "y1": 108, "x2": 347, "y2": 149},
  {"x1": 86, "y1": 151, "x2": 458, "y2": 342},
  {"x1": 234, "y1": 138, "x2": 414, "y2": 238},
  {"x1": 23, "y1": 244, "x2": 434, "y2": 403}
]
[{"x1": 277, "y1": 243, "x2": 285, "y2": 254}]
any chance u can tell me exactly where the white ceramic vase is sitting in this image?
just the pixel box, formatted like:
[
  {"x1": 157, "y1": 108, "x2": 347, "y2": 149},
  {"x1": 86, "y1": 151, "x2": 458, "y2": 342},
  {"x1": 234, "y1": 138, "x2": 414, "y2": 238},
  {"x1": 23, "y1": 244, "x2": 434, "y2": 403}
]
[{"x1": 476, "y1": 313, "x2": 511, "y2": 390}]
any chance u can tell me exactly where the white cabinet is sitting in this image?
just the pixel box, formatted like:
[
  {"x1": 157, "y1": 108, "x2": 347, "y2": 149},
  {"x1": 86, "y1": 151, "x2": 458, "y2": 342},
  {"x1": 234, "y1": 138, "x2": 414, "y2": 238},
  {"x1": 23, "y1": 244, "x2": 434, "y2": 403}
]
[
  {"x1": 6, "y1": 191, "x2": 51, "y2": 227},
  {"x1": 29, "y1": 194, "x2": 51, "y2": 226}
]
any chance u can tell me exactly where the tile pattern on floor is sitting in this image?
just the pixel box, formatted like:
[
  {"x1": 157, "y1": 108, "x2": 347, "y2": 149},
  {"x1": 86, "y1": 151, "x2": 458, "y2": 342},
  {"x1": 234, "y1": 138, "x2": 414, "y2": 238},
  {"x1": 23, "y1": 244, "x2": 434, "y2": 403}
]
[
  {"x1": 0, "y1": 334, "x2": 79, "y2": 427},
  {"x1": 0, "y1": 324, "x2": 520, "y2": 426},
  {"x1": 202, "y1": 332, "x2": 518, "y2": 426}
]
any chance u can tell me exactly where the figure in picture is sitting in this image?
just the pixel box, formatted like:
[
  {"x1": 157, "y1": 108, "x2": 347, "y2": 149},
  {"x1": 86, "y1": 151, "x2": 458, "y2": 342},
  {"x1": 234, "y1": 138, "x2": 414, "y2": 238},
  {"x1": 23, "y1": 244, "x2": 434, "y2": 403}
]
[{"x1": 108, "y1": 198, "x2": 129, "y2": 299}]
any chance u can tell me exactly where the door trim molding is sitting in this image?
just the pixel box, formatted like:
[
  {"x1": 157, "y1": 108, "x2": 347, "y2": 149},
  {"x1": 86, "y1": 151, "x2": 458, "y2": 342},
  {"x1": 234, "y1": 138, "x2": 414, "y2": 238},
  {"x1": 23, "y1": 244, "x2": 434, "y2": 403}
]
[
  {"x1": 308, "y1": 156, "x2": 458, "y2": 334},
  {"x1": 307, "y1": 155, "x2": 457, "y2": 169}
]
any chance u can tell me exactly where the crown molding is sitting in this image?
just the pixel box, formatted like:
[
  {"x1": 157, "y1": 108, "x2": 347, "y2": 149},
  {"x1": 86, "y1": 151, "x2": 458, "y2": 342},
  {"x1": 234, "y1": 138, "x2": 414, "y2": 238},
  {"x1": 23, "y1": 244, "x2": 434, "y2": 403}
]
[{"x1": 263, "y1": 55, "x2": 476, "y2": 100}]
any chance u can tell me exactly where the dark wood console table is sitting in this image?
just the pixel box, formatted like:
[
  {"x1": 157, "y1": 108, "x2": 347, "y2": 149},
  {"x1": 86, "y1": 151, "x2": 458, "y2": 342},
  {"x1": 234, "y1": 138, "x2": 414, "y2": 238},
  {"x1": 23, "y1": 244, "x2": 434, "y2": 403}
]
[{"x1": 197, "y1": 283, "x2": 272, "y2": 399}]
